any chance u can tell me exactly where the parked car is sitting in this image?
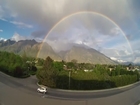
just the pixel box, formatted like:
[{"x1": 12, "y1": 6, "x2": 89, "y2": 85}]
[{"x1": 37, "y1": 87, "x2": 47, "y2": 94}]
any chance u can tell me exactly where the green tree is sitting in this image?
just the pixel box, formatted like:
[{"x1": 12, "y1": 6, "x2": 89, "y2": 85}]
[
  {"x1": 36, "y1": 56, "x2": 58, "y2": 87},
  {"x1": 53, "y1": 61, "x2": 63, "y2": 71}
]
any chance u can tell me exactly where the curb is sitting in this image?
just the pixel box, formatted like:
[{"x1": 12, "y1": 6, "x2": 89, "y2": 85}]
[
  {"x1": 37, "y1": 81, "x2": 140, "y2": 93},
  {"x1": 36, "y1": 81, "x2": 140, "y2": 99}
]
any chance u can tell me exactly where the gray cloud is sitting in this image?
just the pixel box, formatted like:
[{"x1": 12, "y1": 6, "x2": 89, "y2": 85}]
[
  {"x1": 2, "y1": 0, "x2": 137, "y2": 37},
  {"x1": 1, "y1": 0, "x2": 140, "y2": 62},
  {"x1": 101, "y1": 48, "x2": 134, "y2": 62},
  {"x1": 46, "y1": 13, "x2": 120, "y2": 43},
  {"x1": 126, "y1": 34, "x2": 134, "y2": 41},
  {"x1": 133, "y1": 50, "x2": 140, "y2": 64},
  {"x1": 0, "y1": 5, "x2": 4, "y2": 18},
  {"x1": 31, "y1": 30, "x2": 47, "y2": 38}
]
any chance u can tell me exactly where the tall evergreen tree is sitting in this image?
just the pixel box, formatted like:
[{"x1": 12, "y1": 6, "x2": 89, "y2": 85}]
[{"x1": 36, "y1": 56, "x2": 58, "y2": 87}]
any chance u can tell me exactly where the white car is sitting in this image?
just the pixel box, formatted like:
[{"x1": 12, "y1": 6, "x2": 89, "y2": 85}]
[{"x1": 37, "y1": 87, "x2": 47, "y2": 93}]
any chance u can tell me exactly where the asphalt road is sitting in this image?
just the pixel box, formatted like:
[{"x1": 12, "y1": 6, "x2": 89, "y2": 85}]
[{"x1": 0, "y1": 72, "x2": 140, "y2": 105}]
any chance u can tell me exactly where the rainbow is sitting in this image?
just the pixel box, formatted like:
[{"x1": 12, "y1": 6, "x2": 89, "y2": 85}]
[{"x1": 37, "y1": 11, "x2": 133, "y2": 59}]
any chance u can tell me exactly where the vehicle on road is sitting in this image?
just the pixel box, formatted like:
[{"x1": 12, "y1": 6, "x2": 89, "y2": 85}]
[{"x1": 37, "y1": 87, "x2": 47, "y2": 94}]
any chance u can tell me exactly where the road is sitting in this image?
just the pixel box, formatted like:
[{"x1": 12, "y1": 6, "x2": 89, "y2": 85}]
[{"x1": 0, "y1": 71, "x2": 140, "y2": 105}]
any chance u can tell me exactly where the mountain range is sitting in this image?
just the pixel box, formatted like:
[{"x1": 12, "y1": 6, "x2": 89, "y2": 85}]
[{"x1": 0, "y1": 39, "x2": 117, "y2": 64}]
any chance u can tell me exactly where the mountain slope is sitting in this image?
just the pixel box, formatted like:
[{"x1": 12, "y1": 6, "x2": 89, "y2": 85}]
[
  {"x1": 63, "y1": 46, "x2": 117, "y2": 64},
  {"x1": 0, "y1": 39, "x2": 62, "y2": 60},
  {"x1": 0, "y1": 39, "x2": 117, "y2": 64},
  {"x1": 0, "y1": 39, "x2": 16, "y2": 47},
  {"x1": 37, "y1": 42, "x2": 62, "y2": 60}
]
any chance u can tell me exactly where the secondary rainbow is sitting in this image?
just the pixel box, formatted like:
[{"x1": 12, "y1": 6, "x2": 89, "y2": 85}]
[{"x1": 37, "y1": 11, "x2": 133, "y2": 59}]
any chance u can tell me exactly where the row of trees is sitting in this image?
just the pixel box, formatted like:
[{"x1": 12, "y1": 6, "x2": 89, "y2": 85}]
[
  {"x1": 36, "y1": 56, "x2": 140, "y2": 90},
  {"x1": 0, "y1": 51, "x2": 37, "y2": 77}
]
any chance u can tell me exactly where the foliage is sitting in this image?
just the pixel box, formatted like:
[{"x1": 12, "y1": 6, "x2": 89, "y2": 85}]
[
  {"x1": 36, "y1": 58, "x2": 44, "y2": 66},
  {"x1": 36, "y1": 56, "x2": 58, "y2": 87},
  {"x1": 53, "y1": 61, "x2": 64, "y2": 71},
  {"x1": 0, "y1": 51, "x2": 37, "y2": 77},
  {"x1": 36, "y1": 57, "x2": 140, "y2": 90}
]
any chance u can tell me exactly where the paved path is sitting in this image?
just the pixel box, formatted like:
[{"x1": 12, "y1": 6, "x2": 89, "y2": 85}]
[{"x1": 0, "y1": 72, "x2": 140, "y2": 105}]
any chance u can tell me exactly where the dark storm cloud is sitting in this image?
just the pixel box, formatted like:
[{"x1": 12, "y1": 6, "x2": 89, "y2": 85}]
[
  {"x1": 1, "y1": 0, "x2": 137, "y2": 38},
  {"x1": 31, "y1": 30, "x2": 47, "y2": 38}
]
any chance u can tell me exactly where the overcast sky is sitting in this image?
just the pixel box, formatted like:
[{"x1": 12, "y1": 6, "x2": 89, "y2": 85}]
[{"x1": 0, "y1": 0, "x2": 140, "y2": 63}]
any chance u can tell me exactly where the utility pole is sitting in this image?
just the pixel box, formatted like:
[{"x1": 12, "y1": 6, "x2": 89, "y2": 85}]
[{"x1": 69, "y1": 71, "x2": 71, "y2": 89}]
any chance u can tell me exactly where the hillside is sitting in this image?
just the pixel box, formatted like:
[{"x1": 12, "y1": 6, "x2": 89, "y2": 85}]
[
  {"x1": 63, "y1": 46, "x2": 117, "y2": 64},
  {"x1": 0, "y1": 39, "x2": 117, "y2": 64}
]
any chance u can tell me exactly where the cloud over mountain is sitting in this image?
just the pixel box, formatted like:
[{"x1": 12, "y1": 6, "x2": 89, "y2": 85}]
[{"x1": 0, "y1": 0, "x2": 140, "y2": 63}]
